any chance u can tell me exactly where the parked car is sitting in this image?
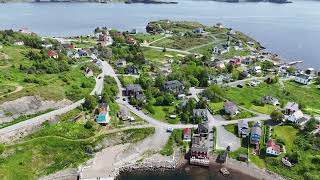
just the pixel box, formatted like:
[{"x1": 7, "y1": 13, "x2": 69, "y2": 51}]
[{"x1": 166, "y1": 127, "x2": 173, "y2": 132}]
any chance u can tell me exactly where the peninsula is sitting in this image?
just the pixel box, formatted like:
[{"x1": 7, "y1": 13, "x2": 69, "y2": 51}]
[{"x1": 0, "y1": 20, "x2": 319, "y2": 180}]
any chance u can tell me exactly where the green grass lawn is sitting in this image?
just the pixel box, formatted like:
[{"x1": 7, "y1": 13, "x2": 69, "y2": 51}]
[
  {"x1": 208, "y1": 102, "x2": 224, "y2": 114},
  {"x1": 147, "y1": 105, "x2": 180, "y2": 124},
  {"x1": 119, "y1": 75, "x2": 137, "y2": 86},
  {"x1": 225, "y1": 81, "x2": 320, "y2": 115},
  {"x1": 217, "y1": 47, "x2": 251, "y2": 59},
  {"x1": 0, "y1": 85, "x2": 16, "y2": 96},
  {"x1": 134, "y1": 33, "x2": 164, "y2": 43},
  {"x1": 0, "y1": 113, "x2": 155, "y2": 180},
  {"x1": 142, "y1": 47, "x2": 182, "y2": 62},
  {"x1": 223, "y1": 124, "x2": 237, "y2": 136},
  {"x1": 272, "y1": 125, "x2": 298, "y2": 153},
  {"x1": 0, "y1": 45, "x2": 96, "y2": 103},
  {"x1": 152, "y1": 35, "x2": 214, "y2": 50}
]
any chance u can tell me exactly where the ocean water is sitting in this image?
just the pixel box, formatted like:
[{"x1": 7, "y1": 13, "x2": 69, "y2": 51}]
[{"x1": 0, "y1": 1, "x2": 320, "y2": 68}]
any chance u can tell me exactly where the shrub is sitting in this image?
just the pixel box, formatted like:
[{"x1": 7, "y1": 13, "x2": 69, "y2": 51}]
[{"x1": 0, "y1": 144, "x2": 4, "y2": 154}]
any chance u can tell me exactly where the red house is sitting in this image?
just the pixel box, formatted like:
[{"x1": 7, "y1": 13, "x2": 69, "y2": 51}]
[
  {"x1": 47, "y1": 50, "x2": 58, "y2": 59},
  {"x1": 183, "y1": 128, "x2": 192, "y2": 141},
  {"x1": 229, "y1": 58, "x2": 241, "y2": 66}
]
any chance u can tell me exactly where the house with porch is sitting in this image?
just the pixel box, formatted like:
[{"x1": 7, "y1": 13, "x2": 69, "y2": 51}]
[
  {"x1": 266, "y1": 139, "x2": 282, "y2": 156},
  {"x1": 238, "y1": 120, "x2": 249, "y2": 138}
]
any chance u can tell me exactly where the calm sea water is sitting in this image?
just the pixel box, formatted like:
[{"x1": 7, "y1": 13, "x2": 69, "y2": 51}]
[
  {"x1": 116, "y1": 164, "x2": 259, "y2": 180},
  {"x1": 0, "y1": 1, "x2": 320, "y2": 68}
]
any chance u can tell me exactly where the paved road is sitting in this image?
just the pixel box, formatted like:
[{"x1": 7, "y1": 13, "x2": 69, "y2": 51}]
[
  {"x1": 100, "y1": 60, "x2": 197, "y2": 129},
  {"x1": 215, "y1": 125, "x2": 241, "y2": 151}
]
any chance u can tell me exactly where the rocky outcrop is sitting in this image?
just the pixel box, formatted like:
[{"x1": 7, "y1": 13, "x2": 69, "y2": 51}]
[{"x1": 0, "y1": 96, "x2": 72, "y2": 124}]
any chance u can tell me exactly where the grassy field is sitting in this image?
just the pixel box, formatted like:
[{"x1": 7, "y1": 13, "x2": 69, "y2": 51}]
[
  {"x1": 142, "y1": 47, "x2": 182, "y2": 62},
  {"x1": 118, "y1": 75, "x2": 137, "y2": 86},
  {"x1": 0, "y1": 110, "x2": 155, "y2": 180},
  {"x1": 217, "y1": 47, "x2": 251, "y2": 59},
  {"x1": 0, "y1": 45, "x2": 96, "y2": 103},
  {"x1": 152, "y1": 35, "x2": 214, "y2": 50},
  {"x1": 208, "y1": 102, "x2": 224, "y2": 114},
  {"x1": 225, "y1": 81, "x2": 320, "y2": 115},
  {"x1": 134, "y1": 33, "x2": 164, "y2": 43},
  {"x1": 272, "y1": 125, "x2": 298, "y2": 153}
]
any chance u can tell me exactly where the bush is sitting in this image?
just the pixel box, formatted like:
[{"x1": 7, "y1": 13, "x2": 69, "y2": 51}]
[
  {"x1": 0, "y1": 144, "x2": 5, "y2": 154},
  {"x1": 84, "y1": 120, "x2": 94, "y2": 129}
]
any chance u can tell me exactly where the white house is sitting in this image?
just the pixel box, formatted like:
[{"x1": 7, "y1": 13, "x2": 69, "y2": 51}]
[
  {"x1": 14, "y1": 41, "x2": 24, "y2": 46},
  {"x1": 295, "y1": 74, "x2": 312, "y2": 85},
  {"x1": 212, "y1": 45, "x2": 229, "y2": 55},
  {"x1": 266, "y1": 139, "x2": 281, "y2": 156},
  {"x1": 287, "y1": 110, "x2": 304, "y2": 123}
]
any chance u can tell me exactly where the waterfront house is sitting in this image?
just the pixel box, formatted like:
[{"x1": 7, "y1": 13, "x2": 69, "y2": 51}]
[
  {"x1": 266, "y1": 139, "x2": 281, "y2": 156},
  {"x1": 250, "y1": 123, "x2": 262, "y2": 145},
  {"x1": 224, "y1": 101, "x2": 239, "y2": 115},
  {"x1": 287, "y1": 110, "x2": 304, "y2": 123},
  {"x1": 190, "y1": 135, "x2": 209, "y2": 166},
  {"x1": 284, "y1": 102, "x2": 299, "y2": 115},
  {"x1": 96, "y1": 103, "x2": 110, "y2": 125},
  {"x1": 250, "y1": 65, "x2": 262, "y2": 74},
  {"x1": 115, "y1": 59, "x2": 126, "y2": 68},
  {"x1": 125, "y1": 84, "x2": 143, "y2": 97},
  {"x1": 238, "y1": 120, "x2": 249, "y2": 138},
  {"x1": 162, "y1": 80, "x2": 184, "y2": 95},
  {"x1": 118, "y1": 106, "x2": 130, "y2": 121},
  {"x1": 193, "y1": 109, "x2": 208, "y2": 121},
  {"x1": 261, "y1": 96, "x2": 280, "y2": 106},
  {"x1": 295, "y1": 74, "x2": 312, "y2": 85},
  {"x1": 183, "y1": 128, "x2": 192, "y2": 141},
  {"x1": 47, "y1": 50, "x2": 58, "y2": 59},
  {"x1": 125, "y1": 66, "x2": 139, "y2": 75}
]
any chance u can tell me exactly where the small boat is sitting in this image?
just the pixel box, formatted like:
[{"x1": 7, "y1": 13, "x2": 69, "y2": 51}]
[{"x1": 220, "y1": 167, "x2": 230, "y2": 176}]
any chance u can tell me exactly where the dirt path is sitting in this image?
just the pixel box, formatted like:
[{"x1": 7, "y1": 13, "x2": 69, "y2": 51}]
[{"x1": 0, "y1": 85, "x2": 23, "y2": 98}]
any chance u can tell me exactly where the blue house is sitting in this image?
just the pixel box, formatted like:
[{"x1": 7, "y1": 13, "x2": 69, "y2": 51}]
[{"x1": 250, "y1": 124, "x2": 261, "y2": 145}]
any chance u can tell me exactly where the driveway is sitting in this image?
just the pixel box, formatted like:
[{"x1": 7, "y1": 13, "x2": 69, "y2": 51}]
[{"x1": 215, "y1": 125, "x2": 241, "y2": 151}]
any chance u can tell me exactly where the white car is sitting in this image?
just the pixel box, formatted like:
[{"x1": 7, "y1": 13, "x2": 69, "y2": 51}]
[{"x1": 166, "y1": 127, "x2": 173, "y2": 132}]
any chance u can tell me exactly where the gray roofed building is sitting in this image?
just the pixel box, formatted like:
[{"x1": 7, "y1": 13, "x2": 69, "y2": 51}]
[
  {"x1": 250, "y1": 123, "x2": 262, "y2": 145},
  {"x1": 125, "y1": 84, "x2": 143, "y2": 97},
  {"x1": 261, "y1": 96, "x2": 280, "y2": 106},
  {"x1": 118, "y1": 106, "x2": 130, "y2": 120},
  {"x1": 193, "y1": 109, "x2": 208, "y2": 121},
  {"x1": 162, "y1": 80, "x2": 184, "y2": 94},
  {"x1": 238, "y1": 120, "x2": 249, "y2": 138},
  {"x1": 197, "y1": 122, "x2": 209, "y2": 137},
  {"x1": 224, "y1": 101, "x2": 239, "y2": 115}
]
